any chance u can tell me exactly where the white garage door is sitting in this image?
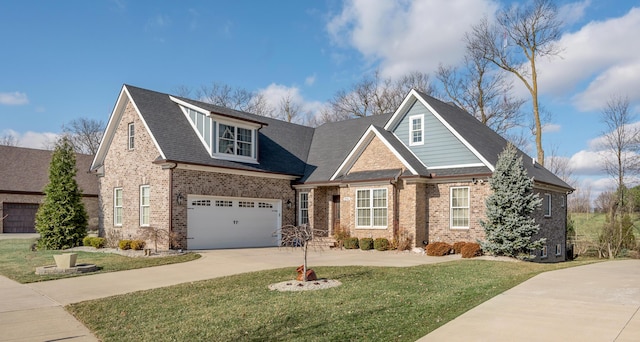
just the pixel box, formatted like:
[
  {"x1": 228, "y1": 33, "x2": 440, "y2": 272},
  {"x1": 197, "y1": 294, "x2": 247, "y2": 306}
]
[{"x1": 186, "y1": 195, "x2": 281, "y2": 250}]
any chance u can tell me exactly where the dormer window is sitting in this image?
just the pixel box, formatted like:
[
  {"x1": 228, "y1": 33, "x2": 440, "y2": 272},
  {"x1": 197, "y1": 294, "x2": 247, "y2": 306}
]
[{"x1": 217, "y1": 123, "x2": 255, "y2": 160}]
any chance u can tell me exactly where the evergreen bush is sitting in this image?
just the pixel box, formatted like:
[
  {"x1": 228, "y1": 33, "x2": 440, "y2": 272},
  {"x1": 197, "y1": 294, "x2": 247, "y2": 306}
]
[
  {"x1": 119, "y1": 240, "x2": 132, "y2": 250},
  {"x1": 461, "y1": 243, "x2": 482, "y2": 258},
  {"x1": 359, "y1": 238, "x2": 373, "y2": 250},
  {"x1": 130, "y1": 240, "x2": 146, "y2": 250},
  {"x1": 343, "y1": 237, "x2": 359, "y2": 249},
  {"x1": 452, "y1": 241, "x2": 467, "y2": 254},
  {"x1": 374, "y1": 238, "x2": 389, "y2": 251},
  {"x1": 35, "y1": 137, "x2": 88, "y2": 250},
  {"x1": 480, "y1": 143, "x2": 544, "y2": 258}
]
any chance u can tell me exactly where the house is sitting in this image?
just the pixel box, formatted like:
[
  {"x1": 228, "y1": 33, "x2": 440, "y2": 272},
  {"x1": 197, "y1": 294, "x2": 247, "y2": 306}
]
[
  {"x1": 91, "y1": 85, "x2": 572, "y2": 262},
  {"x1": 0, "y1": 145, "x2": 99, "y2": 233}
]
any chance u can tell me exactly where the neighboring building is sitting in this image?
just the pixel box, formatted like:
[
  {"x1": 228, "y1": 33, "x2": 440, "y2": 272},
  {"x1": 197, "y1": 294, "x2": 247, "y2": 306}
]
[
  {"x1": 92, "y1": 85, "x2": 572, "y2": 262},
  {"x1": 0, "y1": 145, "x2": 99, "y2": 233}
]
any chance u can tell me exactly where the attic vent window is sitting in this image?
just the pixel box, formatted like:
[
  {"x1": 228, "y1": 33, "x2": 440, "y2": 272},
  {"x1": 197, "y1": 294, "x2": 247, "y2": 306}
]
[{"x1": 182, "y1": 106, "x2": 211, "y2": 151}]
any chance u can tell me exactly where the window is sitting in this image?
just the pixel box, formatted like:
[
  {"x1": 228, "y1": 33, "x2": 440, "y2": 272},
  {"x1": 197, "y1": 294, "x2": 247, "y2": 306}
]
[
  {"x1": 183, "y1": 106, "x2": 212, "y2": 150},
  {"x1": 544, "y1": 193, "x2": 552, "y2": 217},
  {"x1": 451, "y1": 187, "x2": 470, "y2": 229},
  {"x1": 561, "y1": 195, "x2": 565, "y2": 208},
  {"x1": 299, "y1": 192, "x2": 309, "y2": 225},
  {"x1": 214, "y1": 200, "x2": 231, "y2": 207},
  {"x1": 140, "y1": 185, "x2": 150, "y2": 226},
  {"x1": 258, "y1": 202, "x2": 273, "y2": 208},
  {"x1": 409, "y1": 115, "x2": 424, "y2": 146},
  {"x1": 114, "y1": 188, "x2": 123, "y2": 226},
  {"x1": 239, "y1": 201, "x2": 255, "y2": 208},
  {"x1": 127, "y1": 123, "x2": 135, "y2": 150},
  {"x1": 217, "y1": 123, "x2": 254, "y2": 158},
  {"x1": 541, "y1": 246, "x2": 548, "y2": 258},
  {"x1": 555, "y1": 244, "x2": 562, "y2": 256},
  {"x1": 356, "y1": 188, "x2": 387, "y2": 228}
]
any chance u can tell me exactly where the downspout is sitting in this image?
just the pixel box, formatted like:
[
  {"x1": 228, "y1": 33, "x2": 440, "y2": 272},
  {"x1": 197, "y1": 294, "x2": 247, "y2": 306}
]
[
  {"x1": 392, "y1": 173, "x2": 400, "y2": 239},
  {"x1": 168, "y1": 163, "x2": 178, "y2": 249}
]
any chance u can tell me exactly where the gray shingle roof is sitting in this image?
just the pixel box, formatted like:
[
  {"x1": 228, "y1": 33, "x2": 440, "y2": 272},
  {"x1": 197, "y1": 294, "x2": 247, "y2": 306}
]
[
  {"x1": 301, "y1": 114, "x2": 392, "y2": 183},
  {"x1": 0, "y1": 145, "x2": 98, "y2": 195},
  {"x1": 416, "y1": 91, "x2": 573, "y2": 190},
  {"x1": 121, "y1": 85, "x2": 571, "y2": 191},
  {"x1": 126, "y1": 85, "x2": 313, "y2": 176}
]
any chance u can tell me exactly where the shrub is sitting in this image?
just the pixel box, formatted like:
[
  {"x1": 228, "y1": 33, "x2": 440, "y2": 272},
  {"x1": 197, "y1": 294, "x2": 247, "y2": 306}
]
[
  {"x1": 90, "y1": 237, "x2": 106, "y2": 249},
  {"x1": 374, "y1": 238, "x2": 390, "y2": 251},
  {"x1": 119, "y1": 239, "x2": 131, "y2": 250},
  {"x1": 333, "y1": 225, "x2": 350, "y2": 244},
  {"x1": 461, "y1": 242, "x2": 483, "y2": 258},
  {"x1": 343, "y1": 237, "x2": 359, "y2": 249},
  {"x1": 83, "y1": 236, "x2": 106, "y2": 249},
  {"x1": 130, "y1": 240, "x2": 146, "y2": 250},
  {"x1": 393, "y1": 230, "x2": 413, "y2": 251},
  {"x1": 83, "y1": 236, "x2": 93, "y2": 247},
  {"x1": 453, "y1": 241, "x2": 467, "y2": 254},
  {"x1": 360, "y1": 238, "x2": 374, "y2": 250},
  {"x1": 426, "y1": 242, "x2": 452, "y2": 256}
]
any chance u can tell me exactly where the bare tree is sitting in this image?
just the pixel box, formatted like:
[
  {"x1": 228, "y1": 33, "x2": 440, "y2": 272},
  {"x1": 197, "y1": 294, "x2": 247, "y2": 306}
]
[
  {"x1": 568, "y1": 181, "x2": 591, "y2": 213},
  {"x1": 276, "y1": 92, "x2": 304, "y2": 123},
  {"x1": 277, "y1": 224, "x2": 324, "y2": 281},
  {"x1": 437, "y1": 44, "x2": 525, "y2": 136},
  {"x1": 599, "y1": 95, "x2": 639, "y2": 209},
  {"x1": 323, "y1": 70, "x2": 435, "y2": 122},
  {"x1": 544, "y1": 145, "x2": 576, "y2": 187},
  {"x1": 0, "y1": 133, "x2": 19, "y2": 146},
  {"x1": 62, "y1": 118, "x2": 105, "y2": 155},
  {"x1": 195, "y1": 82, "x2": 274, "y2": 117},
  {"x1": 467, "y1": 0, "x2": 563, "y2": 166}
]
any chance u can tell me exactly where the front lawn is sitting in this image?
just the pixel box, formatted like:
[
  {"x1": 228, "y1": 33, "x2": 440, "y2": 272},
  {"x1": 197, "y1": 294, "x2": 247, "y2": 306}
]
[
  {"x1": 68, "y1": 259, "x2": 595, "y2": 341},
  {"x1": 0, "y1": 238, "x2": 200, "y2": 283}
]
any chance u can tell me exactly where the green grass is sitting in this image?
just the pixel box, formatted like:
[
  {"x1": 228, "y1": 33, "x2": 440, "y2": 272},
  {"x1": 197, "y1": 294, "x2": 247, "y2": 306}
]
[
  {"x1": 67, "y1": 259, "x2": 596, "y2": 342},
  {"x1": 0, "y1": 238, "x2": 200, "y2": 283},
  {"x1": 571, "y1": 212, "x2": 640, "y2": 240}
]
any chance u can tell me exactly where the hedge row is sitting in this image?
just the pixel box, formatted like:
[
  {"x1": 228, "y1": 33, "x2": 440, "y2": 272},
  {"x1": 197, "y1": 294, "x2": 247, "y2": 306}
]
[
  {"x1": 425, "y1": 241, "x2": 482, "y2": 258},
  {"x1": 342, "y1": 237, "x2": 391, "y2": 251}
]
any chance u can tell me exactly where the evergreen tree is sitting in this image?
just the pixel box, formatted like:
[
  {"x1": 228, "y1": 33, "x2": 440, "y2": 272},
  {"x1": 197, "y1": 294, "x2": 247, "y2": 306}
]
[
  {"x1": 481, "y1": 143, "x2": 544, "y2": 258},
  {"x1": 35, "y1": 137, "x2": 88, "y2": 249}
]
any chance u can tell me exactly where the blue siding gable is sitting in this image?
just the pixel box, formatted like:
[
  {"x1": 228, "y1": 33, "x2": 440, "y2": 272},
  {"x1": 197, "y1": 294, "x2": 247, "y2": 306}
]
[{"x1": 392, "y1": 100, "x2": 482, "y2": 168}]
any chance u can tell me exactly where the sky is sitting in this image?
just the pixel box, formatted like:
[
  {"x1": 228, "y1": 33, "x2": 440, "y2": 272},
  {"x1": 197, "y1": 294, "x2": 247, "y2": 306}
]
[{"x1": 1, "y1": 0, "x2": 639, "y2": 203}]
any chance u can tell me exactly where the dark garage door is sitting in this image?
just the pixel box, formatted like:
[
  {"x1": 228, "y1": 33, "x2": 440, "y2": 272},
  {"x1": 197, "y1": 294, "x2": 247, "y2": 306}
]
[{"x1": 3, "y1": 203, "x2": 39, "y2": 233}]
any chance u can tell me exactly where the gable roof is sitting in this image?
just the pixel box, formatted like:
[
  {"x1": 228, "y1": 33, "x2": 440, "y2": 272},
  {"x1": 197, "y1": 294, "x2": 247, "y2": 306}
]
[
  {"x1": 93, "y1": 85, "x2": 314, "y2": 177},
  {"x1": 413, "y1": 91, "x2": 572, "y2": 189},
  {"x1": 93, "y1": 85, "x2": 572, "y2": 191},
  {"x1": 0, "y1": 145, "x2": 98, "y2": 196}
]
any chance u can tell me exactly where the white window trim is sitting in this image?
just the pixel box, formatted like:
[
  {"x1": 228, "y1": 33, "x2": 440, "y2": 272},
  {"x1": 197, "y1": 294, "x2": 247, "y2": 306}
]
[
  {"x1": 555, "y1": 244, "x2": 562, "y2": 256},
  {"x1": 450, "y1": 186, "x2": 470, "y2": 229},
  {"x1": 127, "y1": 123, "x2": 135, "y2": 150},
  {"x1": 541, "y1": 246, "x2": 548, "y2": 258},
  {"x1": 180, "y1": 105, "x2": 212, "y2": 154},
  {"x1": 544, "y1": 193, "x2": 552, "y2": 217},
  {"x1": 140, "y1": 185, "x2": 150, "y2": 227},
  {"x1": 355, "y1": 188, "x2": 388, "y2": 229},
  {"x1": 560, "y1": 195, "x2": 565, "y2": 208},
  {"x1": 114, "y1": 187, "x2": 123, "y2": 227},
  {"x1": 299, "y1": 192, "x2": 309, "y2": 226},
  {"x1": 212, "y1": 121, "x2": 258, "y2": 163},
  {"x1": 409, "y1": 114, "x2": 424, "y2": 146}
]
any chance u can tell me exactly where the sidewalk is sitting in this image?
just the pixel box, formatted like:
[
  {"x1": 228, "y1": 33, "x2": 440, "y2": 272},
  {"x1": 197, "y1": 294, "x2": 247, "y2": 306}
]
[
  {"x1": 1, "y1": 247, "x2": 639, "y2": 341},
  {"x1": 419, "y1": 259, "x2": 640, "y2": 341}
]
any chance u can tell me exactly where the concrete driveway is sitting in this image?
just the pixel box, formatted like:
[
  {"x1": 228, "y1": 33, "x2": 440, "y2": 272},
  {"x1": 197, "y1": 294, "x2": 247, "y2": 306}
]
[{"x1": 1, "y1": 246, "x2": 639, "y2": 341}]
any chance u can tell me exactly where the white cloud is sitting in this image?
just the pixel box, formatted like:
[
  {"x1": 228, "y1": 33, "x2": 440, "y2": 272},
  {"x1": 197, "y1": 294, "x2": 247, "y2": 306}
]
[
  {"x1": 557, "y1": 0, "x2": 590, "y2": 27},
  {"x1": 1, "y1": 129, "x2": 58, "y2": 149},
  {"x1": 305, "y1": 74, "x2": 317, "y2": 86},
  {"x1": 326, "y1": 0, "x2": 498, "y2": 79},
  {"x1": 536, "y1": 7, "x2": 640, "y2": 110},
  {"x1": 569, "y1": 149, "x2": 604, "y2": 176},
  {"x1": 256, "y1": 84, "x2": 326, "y2": 124},
  {"x1": 542, "y1": 123, "x2": 561, "y2": 133},
  {"x1": 0, "y1": 92, "x2": 28, "y2": 105}
]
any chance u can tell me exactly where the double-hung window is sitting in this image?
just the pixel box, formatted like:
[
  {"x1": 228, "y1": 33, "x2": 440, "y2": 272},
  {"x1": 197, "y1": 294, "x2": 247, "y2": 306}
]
[
  {"x1": 218, "y1": 123, "x2": 254, "y2": 158},
  {"x1": 544, "y1": 193, "x2": 552, "y2": 217},
  {"x1": 140, "y1": 185, "x2": 150, "y2": 226},
  {"x1": 451, "y1": 187, "x2": 470, "y2": 229},
  {"x1": 127, "y1": 123, "x2": 134, "y2": 150},
  {"x1": 409, "y1": 115, "x2": 424, "y2": 146},
  {"x1": 356, "y1": 188, "x2": 387, "y2": 228},
  {"x1": 114, "y1": 188, "x2": 123, "y2": 226},
  {"x1": 299, "y1": 192, "x2": 309, "y2": 225}
]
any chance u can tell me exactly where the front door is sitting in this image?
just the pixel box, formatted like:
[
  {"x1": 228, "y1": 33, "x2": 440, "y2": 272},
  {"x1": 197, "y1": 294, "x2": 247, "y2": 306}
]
[{"x1": 332, "y1": 195, "x2": 340, "y2": 233}]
